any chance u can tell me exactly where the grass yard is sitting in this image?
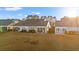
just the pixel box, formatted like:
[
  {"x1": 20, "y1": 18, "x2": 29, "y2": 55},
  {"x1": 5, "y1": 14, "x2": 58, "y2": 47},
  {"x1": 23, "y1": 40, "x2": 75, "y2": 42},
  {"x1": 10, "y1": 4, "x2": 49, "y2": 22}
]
[{"x1": 0, "y1": 32, "x2": 79, "y2": 51}]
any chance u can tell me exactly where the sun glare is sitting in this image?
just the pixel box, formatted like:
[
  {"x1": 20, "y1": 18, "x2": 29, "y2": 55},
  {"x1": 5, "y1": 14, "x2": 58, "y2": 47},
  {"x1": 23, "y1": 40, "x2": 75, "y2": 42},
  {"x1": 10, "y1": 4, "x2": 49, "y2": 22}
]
[{"x1": 65, "y1": 8, "x2": 78, "y2": 17}]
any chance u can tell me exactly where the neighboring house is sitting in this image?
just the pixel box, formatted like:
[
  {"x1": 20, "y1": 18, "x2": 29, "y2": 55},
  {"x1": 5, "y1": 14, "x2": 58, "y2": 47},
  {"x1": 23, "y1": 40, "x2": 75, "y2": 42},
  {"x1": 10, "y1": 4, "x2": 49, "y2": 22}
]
[
  {"x1": 55, "y1": 21, "x2": 67, "y2": 34},
  {"x1": 26, "y1": 15, "x2": 56, "y2": 27},
  {"x1": 0, "y1": 20, "x2": 13, "y2": 32},
  {"x1": 44, "y1": 16, "x2": 56, "y2": 27},
  {"x1": 26, "y1": 15, "x2": 39, "y2": 19},
  {"x1": 41, "y1": 16, "x2": 47, "y2": 19},
  {"x1": 41, "y1": 16, "x2": 56, "y2": 27},
  {"x1": 55, "y1": 20, "x2": 79, "y2": 34},
  {"x1": 14, "y1": 19, "x2": 51, "y2": 33}
]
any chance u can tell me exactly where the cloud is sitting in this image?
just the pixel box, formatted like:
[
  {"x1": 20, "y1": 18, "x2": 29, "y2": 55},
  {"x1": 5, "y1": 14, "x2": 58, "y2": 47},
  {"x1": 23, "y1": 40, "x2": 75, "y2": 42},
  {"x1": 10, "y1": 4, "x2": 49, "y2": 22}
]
[
  {"x1": 17, "y1": 14, "x2": 28, "y2": 20},
  {"x1": 18, "y1": 14, "x2": 23, "y2": 16},
  {"x1": 24, "y1": 15, "x2": 27, "y2": 17},
  {"x1": 31, "y1": 12, "x2": 40, "y2": 15},
  {"x1": 31, "y1": 12, "x2": 35, "y2": 14},
  {"x1": 6, "y1": 16, "x2": 15, "y2": 19},
  {"x1": 4, "y1": 7, "x2": 22, "y2": 11},
  {"x1": 36, "y1": 12, "x2": 40, "y2": 15}
]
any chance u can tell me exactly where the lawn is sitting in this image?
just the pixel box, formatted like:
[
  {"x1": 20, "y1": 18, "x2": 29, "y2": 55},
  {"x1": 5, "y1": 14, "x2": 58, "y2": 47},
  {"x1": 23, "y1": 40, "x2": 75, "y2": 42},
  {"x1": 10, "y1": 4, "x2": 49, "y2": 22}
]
[{"x1": 0, "y1": 32, "x2": 79, "y2": 51}]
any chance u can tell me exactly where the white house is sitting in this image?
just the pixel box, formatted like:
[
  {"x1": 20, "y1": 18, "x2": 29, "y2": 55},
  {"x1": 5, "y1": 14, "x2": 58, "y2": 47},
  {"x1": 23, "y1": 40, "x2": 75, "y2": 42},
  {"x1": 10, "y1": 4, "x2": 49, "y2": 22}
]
[
  {"x1": 13, "y1": 19, "x2": 51, "y2": 33},
  {"x1": 55, "y1": 21, "x2": 79, "y2": 34},
  {"x1": 7, "y1": 20, "x2": 20, "y2": 30},
  {"x1": 41, "y1": 16, "x2": 56, "y2": 27}
]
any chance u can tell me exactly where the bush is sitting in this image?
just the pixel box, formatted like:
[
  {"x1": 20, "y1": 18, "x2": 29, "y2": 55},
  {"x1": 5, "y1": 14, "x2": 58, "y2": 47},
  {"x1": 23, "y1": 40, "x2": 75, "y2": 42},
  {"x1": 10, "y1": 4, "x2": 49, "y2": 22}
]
[
  {"x1": 48, "y1": 27, "x2": 55, "y2": 33},
  {"x1": 28, "y1": 30, "x2": 36, "y2": 33},
  {"x1": 64, "y1": 31, "x2": 67, "y2": 34},
  {"x1": 7, "y1": 29, "x2": 13, "y2": 32},
  {"x1": 65, "y1": 31, "x2": 78, "y2": 34},
  {"x1": 21, "y1": 30, "x2": 27, "y2": 32}
]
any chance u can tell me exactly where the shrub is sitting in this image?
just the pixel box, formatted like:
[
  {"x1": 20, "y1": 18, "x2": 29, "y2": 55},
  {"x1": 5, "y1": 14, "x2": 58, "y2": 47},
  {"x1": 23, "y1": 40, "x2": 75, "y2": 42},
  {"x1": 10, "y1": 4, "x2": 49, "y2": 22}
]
[
  {"x1": 28, "y1": 30, "x2": 36, "y2": 33},
  {"x1": 48, "y1": 27, "x2": 55, "y2": 33},
  {"x1": 7, "y1": 29, "x2": 13, "y2": 32},
  {"x1": 65, "y1": 31, "x2": 78, "y2": 35},
  {"x1": 21, "y1": 30, "x2": 27, "y2": 32},
  {"x1": 64, "y1": 31, "x2": 67, "y2": 34}
]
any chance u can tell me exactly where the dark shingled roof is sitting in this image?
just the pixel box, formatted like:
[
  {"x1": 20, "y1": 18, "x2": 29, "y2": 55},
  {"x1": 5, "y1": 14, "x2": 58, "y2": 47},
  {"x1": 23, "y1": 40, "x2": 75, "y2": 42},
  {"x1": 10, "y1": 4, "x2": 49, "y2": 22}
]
[
  {"x1": 0, "y1": 20, "x2": 13, "y2": 26},
  {"x1": 14, "y1": 19, "x2": 48, "y2": 26}
]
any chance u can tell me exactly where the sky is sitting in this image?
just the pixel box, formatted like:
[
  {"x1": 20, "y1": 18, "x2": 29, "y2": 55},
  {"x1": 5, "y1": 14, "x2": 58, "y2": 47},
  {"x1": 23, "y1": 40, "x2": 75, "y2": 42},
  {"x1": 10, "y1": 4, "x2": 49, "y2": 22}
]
[{"x1": 0, "y1": 7, "x2": 79, "y2": 20}]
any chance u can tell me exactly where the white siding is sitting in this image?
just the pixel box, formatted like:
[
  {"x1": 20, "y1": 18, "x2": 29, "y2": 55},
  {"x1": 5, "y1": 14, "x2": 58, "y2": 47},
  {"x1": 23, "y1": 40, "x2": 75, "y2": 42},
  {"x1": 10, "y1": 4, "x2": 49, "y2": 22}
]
[
  {"x1": 55, "y1": 27, "x2": 79, "y2": 34},
  {"x1": 13, "y1": 22, "x2": 51, "y2": 33},
  {"x1": 14, "y1": 26, "x2": 47, "y2": 33},
  {"x1": 45, "y1": 22, "x2": 51, "y2": 33}
]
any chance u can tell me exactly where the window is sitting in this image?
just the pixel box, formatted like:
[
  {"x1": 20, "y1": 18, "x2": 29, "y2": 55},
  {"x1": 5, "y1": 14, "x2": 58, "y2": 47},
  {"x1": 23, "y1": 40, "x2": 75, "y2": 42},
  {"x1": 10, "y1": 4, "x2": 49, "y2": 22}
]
[
  {"x1": 63, "y1": 28, "x2": 66, "y2": 32},
  {"x1": 14, "y1": 27, "x2": 20, "y2": 31},
  {"x1": 56, "y1": 28, "x2": 59, "y2": 32},
  {"x1": 37, "y1": 28, "x2": 44, "y2": 32},
  {"x1": 42, "y1": 28, "x2": 45, "y2": 32}
]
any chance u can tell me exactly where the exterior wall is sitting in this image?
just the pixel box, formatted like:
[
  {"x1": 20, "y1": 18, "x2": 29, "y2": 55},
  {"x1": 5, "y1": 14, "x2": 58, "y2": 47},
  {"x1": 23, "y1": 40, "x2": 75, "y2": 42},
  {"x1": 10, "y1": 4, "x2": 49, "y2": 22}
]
[
  {"x1": 12, "y1": 22, "x2": 51, "y2": 33},
  {"x1": 7, "y1": 21, "x2": 20, "y2": 30},
  {"x1": 14, "y1": 26, "x2": 48, "y2": 33},
  {"x1": 7, "y1": 26, "x2": 14, "y2": 30},
  {"x1": 13, "y1": 22, "x2": 51, "y2": 33},
  {"x1": 55, "y1": 27, "x2": 79, "y2": 34},
  {"x1": 55, "y1": 27, "x2": 66, "y2": 34}
]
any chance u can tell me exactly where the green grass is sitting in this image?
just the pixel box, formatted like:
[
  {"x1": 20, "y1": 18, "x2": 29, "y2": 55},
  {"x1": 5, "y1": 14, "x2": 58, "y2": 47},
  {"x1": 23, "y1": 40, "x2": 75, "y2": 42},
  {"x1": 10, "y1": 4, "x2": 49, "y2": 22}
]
[{"x1": 0, "y1": 32, "x2": 79, "y2": 51}]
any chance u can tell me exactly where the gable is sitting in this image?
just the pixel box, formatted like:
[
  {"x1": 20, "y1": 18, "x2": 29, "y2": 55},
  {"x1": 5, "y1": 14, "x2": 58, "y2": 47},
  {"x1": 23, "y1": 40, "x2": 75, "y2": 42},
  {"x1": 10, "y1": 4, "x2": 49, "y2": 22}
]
[{"x1": 46, "y1": 22, "x2": 51, "y2": 28}]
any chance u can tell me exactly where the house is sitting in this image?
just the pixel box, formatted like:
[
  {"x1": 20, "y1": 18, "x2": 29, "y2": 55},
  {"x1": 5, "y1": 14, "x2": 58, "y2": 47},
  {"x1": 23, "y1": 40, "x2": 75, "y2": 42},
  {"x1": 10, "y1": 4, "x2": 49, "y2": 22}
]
[
  {"x1": 26, "y1": 15, "x2": 40, "y2": 19},
  {"x1": 13, "y1": 19, "x2": 51, "y2": 33},
  {"x1": 44, "y1": 16, "x2": 56, "y2": 27},
  {"x1": 26, "y1": 15, "x2": 56, "y2": 27},
  {"x1": 41, "y1": 16, "x2": 47, "y2": 19},
  {"x1": 55, "y1": 17, "x2": 79, "y2": 34},
  {"x1": 7, "y1": 20, "x2": 20, "y2": 31},
  {"x1": 0, "y1": 20, "x2": 14, "y2": 32},
  {"x1": 55, "y1": 21, "x2": 67, "y2": 34}
]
